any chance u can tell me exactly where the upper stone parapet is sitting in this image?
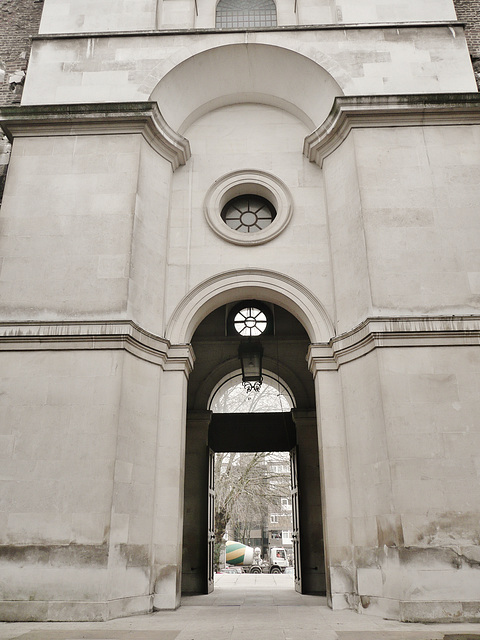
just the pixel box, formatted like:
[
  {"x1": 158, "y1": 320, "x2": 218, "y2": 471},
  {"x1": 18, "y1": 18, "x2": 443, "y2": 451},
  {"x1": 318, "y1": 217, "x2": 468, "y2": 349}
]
[{"x1": 38, "y1": 0, "x2": 458, "y2": 35}]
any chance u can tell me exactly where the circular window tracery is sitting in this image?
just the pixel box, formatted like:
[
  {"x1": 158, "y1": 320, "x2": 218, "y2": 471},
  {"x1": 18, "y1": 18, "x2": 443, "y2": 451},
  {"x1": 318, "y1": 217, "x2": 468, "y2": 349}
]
[
  {"x1": 227, "y1": 300, "x2": 273, "y2": 336},
  {"x1": 233, "y1": 306, "x2": 268, "y2": 336},
  {"x1": 221, "y1": 195, "x2": 276, "y2": 234}
]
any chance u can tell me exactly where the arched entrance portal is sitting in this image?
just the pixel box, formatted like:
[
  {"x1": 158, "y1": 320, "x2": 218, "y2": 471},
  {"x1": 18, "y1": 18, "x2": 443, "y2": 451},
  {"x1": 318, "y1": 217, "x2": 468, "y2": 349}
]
[{"x1": 181, "y1": 301, "x2": 326, "y2": 597}]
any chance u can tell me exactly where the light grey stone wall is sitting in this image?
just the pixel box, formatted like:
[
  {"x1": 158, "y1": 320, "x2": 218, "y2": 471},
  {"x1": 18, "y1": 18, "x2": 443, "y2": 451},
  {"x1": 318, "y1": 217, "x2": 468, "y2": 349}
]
[
  {"x1": 355, "y1": 125, "x2": 480, "y2": 317},
  {"x1": 165, "y1": 103, "x2": 333, "y2": 325},
  {"x1": 128, "y1": 139, "x2": 174, "y2": 335},
  {"x1": 0, "y1": 134, "x2": 140, "y2": 322},
  {"x1": 22, "y1": 27, "x2": 476, "y2": 108},
  {"x1": 0, "y1": 345, "x2": 182, "y2": 620},
  {"x1": 0, "y1": 349, "x2": 121, "y2": 619},
  {"x1": 323, "y1": 133, "x2": 371, "y2": 333},
  {"x1": 106, "y1": 353, "x2": 161, "y2": 610},
  {"x1": 339, "y1": 346, "x2": 480, "y2": 620}
]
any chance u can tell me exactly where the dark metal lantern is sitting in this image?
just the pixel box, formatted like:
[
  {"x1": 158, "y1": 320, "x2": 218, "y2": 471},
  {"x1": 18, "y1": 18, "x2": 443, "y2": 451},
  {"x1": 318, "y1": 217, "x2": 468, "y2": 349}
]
[{"x1": 238, "y1": 339, "x2": 263, "y2": 393}]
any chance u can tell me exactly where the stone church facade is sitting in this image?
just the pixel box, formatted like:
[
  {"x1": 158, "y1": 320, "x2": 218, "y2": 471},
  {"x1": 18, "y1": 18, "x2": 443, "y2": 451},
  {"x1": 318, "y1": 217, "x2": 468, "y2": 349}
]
[{"x1": 1, "y1": 0, "x2": 480, "y2": 624}]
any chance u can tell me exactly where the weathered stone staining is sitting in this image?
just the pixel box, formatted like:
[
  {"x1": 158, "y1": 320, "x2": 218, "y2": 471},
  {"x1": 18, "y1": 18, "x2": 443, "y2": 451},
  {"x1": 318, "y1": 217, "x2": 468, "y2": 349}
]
[{"x1": 0, "y1": 0, "x2": 480, "y2": 625}]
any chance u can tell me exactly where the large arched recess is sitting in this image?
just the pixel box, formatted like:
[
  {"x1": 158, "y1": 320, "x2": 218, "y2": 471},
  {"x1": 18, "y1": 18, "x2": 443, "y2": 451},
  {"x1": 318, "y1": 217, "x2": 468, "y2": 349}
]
[
  {"x1": 149, "y1": 43, "x2": 344, "y2": 134},
  {"x1": 179, "y1": 276, "x2": 329, "y2": 599}
]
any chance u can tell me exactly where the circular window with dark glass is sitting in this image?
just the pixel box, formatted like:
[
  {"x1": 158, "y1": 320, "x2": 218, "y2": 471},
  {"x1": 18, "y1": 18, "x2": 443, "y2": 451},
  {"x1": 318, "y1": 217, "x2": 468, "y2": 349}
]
[{"x1": 221, "y1": 195, "x2": 276, "y2": 234}]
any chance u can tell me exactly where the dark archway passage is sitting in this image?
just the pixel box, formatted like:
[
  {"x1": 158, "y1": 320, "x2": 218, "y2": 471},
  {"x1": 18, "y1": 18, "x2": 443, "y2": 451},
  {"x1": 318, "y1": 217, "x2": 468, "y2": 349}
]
[
  {"x1": 181, "y1": 300, "x2": 326, "y2": 601},
  {"x1": 182, "y1": 410, "x2": 325, "y2": 597}
]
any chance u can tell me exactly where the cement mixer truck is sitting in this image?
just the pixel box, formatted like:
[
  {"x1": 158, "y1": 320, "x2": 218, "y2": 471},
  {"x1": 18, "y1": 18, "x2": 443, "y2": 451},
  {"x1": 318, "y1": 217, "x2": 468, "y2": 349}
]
[{"x1": 225, "y1": 540, "x2": 289, "y2": 574}]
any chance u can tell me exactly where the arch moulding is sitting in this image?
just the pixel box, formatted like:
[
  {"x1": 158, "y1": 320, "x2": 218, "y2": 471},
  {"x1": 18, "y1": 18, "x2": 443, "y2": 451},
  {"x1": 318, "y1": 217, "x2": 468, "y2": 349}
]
[{"x1": 165, "y1": 268, "x2": 335, "y2": 345}]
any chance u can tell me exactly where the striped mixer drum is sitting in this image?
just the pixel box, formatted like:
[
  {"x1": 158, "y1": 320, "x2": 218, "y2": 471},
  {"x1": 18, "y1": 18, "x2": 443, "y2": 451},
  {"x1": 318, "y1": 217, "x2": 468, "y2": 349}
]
[{"x1": 225, "y1": 540, "x2": 255, "y2": 566}]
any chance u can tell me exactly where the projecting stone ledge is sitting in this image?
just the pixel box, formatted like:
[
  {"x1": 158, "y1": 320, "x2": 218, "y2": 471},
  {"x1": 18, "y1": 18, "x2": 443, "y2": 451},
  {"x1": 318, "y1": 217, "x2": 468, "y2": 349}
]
[
  {"x1": 304, "y1": 93, "x2": 480, "y2": 167},
  {"x1": 0, "y1": 101, "x2": 191, "y2": 170}
]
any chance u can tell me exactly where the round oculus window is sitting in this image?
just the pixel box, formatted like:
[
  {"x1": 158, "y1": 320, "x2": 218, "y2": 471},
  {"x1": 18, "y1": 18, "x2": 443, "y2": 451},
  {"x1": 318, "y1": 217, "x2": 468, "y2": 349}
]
[
  {"x1": 234, "y1": 306, "x2": 268, "y2": 337},
  {"x1": 204, "y1": 170, "x2": 293, "y2": 246},
  {"x1": 221, "y1": 195, "x2": 276, "y2": 234}
]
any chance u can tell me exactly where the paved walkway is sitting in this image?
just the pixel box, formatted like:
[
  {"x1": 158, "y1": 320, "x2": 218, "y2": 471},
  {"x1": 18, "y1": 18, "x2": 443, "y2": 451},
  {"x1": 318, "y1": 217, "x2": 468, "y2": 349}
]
[{"x1": 1, "y1": 574, "x2": 480, "y2": 640}]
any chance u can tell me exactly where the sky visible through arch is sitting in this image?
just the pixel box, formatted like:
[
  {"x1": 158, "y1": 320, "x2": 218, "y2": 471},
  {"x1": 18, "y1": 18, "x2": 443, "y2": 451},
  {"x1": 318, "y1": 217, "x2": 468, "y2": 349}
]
[{"x1": 210, "y1": 374, "x2": 293, "y2": 413}]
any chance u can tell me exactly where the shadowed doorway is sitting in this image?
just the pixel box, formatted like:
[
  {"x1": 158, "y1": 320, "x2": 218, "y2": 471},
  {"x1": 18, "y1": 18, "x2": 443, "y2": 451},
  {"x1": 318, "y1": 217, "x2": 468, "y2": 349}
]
[{"x1": 181, "y1": 302, "x2": 326, "y2": 599}]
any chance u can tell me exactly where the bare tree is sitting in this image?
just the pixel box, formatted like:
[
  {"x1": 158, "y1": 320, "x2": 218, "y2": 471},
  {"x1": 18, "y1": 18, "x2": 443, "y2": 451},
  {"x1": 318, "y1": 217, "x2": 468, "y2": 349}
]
[
  {"x1": 214, "y1": 451, "x2": 290, "y2": 560},
  {"x1": 212, "y1": 379, "x2": 293, "y2": 564},
  {"x1": 212, "y1": 378, "x2": 291, "y2": 414}
]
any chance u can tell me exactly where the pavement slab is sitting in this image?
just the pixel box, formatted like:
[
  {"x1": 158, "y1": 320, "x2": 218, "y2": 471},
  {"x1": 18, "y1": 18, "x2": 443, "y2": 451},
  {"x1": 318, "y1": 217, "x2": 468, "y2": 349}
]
[{"x1": 1, "y1": 575, "x2": 480, "y2": 640}]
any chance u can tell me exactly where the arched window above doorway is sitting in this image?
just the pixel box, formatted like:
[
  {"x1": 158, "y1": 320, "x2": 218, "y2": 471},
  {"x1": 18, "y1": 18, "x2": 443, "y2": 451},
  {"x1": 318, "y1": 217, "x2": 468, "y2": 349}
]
[
  {"x1": 209, "y1": 373, "x2": 294, "y2": 413},
  {"x1": 215, "y1": 0, "x2": 277, "y2": 29}
]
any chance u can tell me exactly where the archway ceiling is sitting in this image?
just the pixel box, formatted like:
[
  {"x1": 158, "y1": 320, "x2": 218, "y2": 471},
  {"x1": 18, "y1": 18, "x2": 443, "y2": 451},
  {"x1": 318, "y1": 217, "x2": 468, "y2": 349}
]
[
  {"x1": 188, "y1": 304, "x2": 315, "y2": 411},
  {"x1": 150, "y1": 43, "x2": 343, "y2": 133}
]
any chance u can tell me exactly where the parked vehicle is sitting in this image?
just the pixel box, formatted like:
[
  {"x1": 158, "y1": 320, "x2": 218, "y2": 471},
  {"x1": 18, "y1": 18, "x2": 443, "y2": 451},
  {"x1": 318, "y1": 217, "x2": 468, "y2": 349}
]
[
  {"x1": 225, "y1": 540, "x2": 289, "y2": 574},
  {"x1": 219, "y1": 566, "x2": 243, "y2": 574}
]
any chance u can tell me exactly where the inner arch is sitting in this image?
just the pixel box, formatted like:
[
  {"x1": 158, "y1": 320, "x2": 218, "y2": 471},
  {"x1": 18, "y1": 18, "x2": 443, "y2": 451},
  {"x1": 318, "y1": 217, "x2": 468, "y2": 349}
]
[{"x1": 209, "y1": 372, "x2": 295, "y2": 413}]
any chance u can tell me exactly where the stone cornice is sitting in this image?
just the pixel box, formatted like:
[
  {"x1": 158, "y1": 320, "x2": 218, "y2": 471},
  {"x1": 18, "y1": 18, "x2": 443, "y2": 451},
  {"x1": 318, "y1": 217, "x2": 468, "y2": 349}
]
[
  {"x1": 0, "y1": 102, "x2": 191, "y2": 170},
  {"x1": 31, "y1": 21, "x2": 464, "y2": 40},
  {"x1": 1, "y1": 317, "x2": 479, "y2": 377},
  {"x1": 304, "y1": 94, "x2": 480, "y2": 167},
  {"x1": 0, "y1": 321, "x2": 195, "y2": 375},
  {"x1": 308, "y1": 315, "x2": 480, "y2": 373}
]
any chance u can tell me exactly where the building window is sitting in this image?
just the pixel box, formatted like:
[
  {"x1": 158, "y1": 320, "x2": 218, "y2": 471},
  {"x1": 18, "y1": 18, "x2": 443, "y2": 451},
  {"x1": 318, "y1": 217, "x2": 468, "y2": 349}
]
[
  {"x1": 270, "y1": 514, "x2": 279, "y2": 524},
  {"x1": 272, "y1": 464, "x2": 289, "y2": 473},
  {"x1": 204, "y1": 170, "x2": 293, "y2": 246},
  {"x1": 233, "y1": 306, "x2": 268, "y2": 336},
  {"x1": 221, "y1": 195, "x2": 276, "y2": 234},
  {"x1": 216, "y1": 0, "x2": 277, "y2": 28},
  {"x1": 227, "y1": 300, "x2": 274, "y2": 336}
]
